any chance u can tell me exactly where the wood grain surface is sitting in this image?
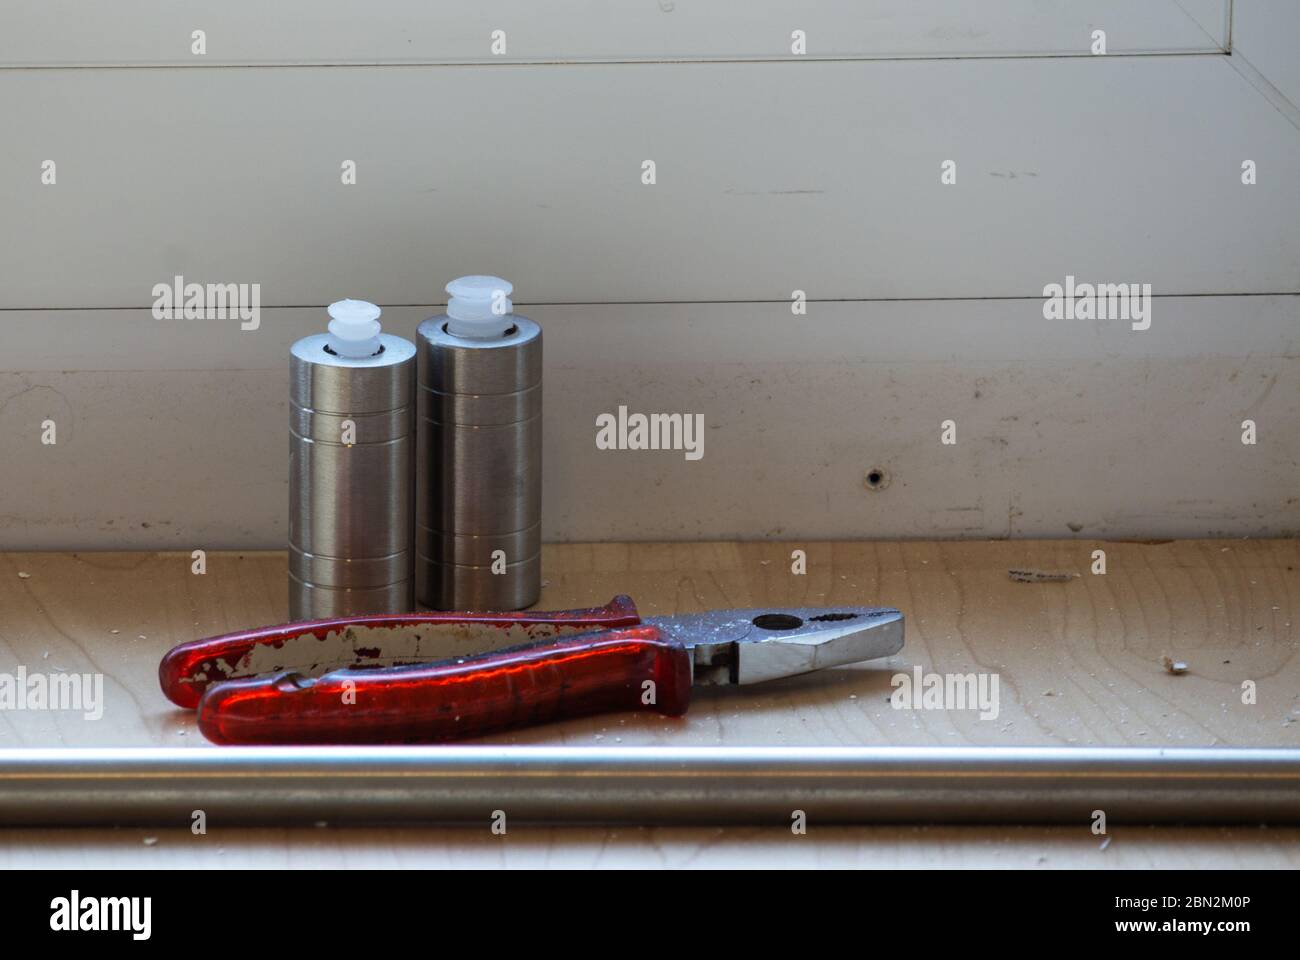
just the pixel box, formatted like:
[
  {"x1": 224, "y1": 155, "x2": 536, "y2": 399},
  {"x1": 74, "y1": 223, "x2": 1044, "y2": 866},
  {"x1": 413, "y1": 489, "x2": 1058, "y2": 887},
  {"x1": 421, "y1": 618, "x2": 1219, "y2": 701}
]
[{"x1": 1, "y1": 539, "x2": 1298, "y2": 867}]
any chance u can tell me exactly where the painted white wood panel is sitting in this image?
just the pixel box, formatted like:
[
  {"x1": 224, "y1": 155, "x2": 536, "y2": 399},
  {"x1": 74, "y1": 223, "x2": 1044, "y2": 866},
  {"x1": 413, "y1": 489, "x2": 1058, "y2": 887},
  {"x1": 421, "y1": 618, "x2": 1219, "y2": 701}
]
[
  {"x1": 5, "y1": 298, "x2": 1298, "y2": 372},
  {"x1": 2, "y1": 297, "x2": 1295, "y2": 549},
  {"x1": 0, "y1": 1, "x2": 1227, "y2": 67},
  {"x1": 1173, "y1": 0, "x2": 1233, "y2": 49},
  {"x1": 2, "y1": 54, "x2": 1297, "y2": 310},
  {"x1": 3, "y1": 3, "x2": 1295, "y2": 550},
  {"x1": 1232, "y1": 0, "x2": 1300, "y2": 113}
]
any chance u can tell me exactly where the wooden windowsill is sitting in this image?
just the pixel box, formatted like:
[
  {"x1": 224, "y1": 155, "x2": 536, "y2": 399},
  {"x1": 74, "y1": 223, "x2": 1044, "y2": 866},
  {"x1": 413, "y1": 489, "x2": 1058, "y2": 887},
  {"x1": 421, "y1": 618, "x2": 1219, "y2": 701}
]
[{"x1": 1, "y1": 539, "x2": 1297, "y2": 867}]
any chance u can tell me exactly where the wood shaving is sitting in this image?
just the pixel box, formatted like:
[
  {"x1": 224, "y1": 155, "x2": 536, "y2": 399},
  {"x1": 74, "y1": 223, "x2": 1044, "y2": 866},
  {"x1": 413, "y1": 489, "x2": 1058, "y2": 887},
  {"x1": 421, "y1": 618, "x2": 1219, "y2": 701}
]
[{"x1": 1008, "y1": 569, "x2": 1077, "y2": 583}]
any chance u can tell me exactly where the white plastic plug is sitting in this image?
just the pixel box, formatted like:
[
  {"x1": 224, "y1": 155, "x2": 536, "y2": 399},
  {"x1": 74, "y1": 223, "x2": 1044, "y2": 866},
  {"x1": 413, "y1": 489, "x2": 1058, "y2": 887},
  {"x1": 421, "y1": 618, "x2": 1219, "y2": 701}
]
[
  {"x1": 445, "y1": 276, "x2": 515, "y2": 338},
  {"x1": 326, "y1": 299, "x2": 383, "y2": 358}
]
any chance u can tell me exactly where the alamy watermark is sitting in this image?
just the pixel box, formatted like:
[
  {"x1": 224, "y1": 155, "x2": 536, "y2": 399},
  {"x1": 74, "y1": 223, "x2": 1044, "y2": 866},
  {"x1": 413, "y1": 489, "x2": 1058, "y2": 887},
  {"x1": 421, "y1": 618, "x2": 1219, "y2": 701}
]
[
  {"x1": 152, "y1": 274, "x2": 260, "y2": 330},
  {"x1": 596, "y1": 405, "x2": 704, "y2": 461},
  {"x1": 1042, "y1": 274, "x2": 1151, "y2": 330},
  {"x1": 50, "y1": 891, "x2": 151, "y2": 940},
  {"x1": 0, "y1": 667, "x2": 103, "y2": 720},
  {"x1": 890, "y1": 665, "x2": 1000, "y2": 720}
]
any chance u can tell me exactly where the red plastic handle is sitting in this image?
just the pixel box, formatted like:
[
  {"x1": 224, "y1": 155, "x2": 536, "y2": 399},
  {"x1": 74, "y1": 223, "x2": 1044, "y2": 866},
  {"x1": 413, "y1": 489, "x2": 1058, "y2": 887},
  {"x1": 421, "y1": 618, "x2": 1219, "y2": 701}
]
[
  {"x1": 161, "y1": 595, "x2": 641, "y2": 708},
  {"x1": 196, "y1": 626, "x2": 692, "y2": 745}
]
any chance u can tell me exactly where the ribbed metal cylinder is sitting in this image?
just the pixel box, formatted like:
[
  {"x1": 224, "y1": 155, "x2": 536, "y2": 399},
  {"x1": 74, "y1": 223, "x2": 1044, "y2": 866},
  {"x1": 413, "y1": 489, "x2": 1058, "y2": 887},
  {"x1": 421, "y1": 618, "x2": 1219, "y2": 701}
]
[
  {"x1": 415, "y1": 315, "x2": 542, "y2": 610},
  {"x1": 289, "y1": 333, "x2": 416, "y2": 620}
]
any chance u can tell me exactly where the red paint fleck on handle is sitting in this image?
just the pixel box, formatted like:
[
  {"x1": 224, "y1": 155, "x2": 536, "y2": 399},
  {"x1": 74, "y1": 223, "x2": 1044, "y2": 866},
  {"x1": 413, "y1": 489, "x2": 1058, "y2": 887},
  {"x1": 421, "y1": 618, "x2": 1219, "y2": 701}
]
[
  {"x1": 160, "y1": 596, "x2": 641, "y2": 708},
  {"x1": 196, "y1": 626, "x2": 691, "y2": 745}
]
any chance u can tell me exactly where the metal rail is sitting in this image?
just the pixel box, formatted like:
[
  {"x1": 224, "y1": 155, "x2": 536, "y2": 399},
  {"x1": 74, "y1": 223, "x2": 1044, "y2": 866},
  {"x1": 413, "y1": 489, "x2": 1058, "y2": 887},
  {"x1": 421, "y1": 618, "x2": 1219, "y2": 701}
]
[{"x1": 2, "y1": 746, "x2": 1298, "y2": 826}]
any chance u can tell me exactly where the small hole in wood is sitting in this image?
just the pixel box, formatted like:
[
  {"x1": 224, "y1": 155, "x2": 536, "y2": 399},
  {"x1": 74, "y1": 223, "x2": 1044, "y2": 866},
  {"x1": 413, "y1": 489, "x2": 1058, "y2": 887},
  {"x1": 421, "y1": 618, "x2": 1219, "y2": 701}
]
[{"x1": 864, "y1": 467, "x2": 890, "y2": 490}]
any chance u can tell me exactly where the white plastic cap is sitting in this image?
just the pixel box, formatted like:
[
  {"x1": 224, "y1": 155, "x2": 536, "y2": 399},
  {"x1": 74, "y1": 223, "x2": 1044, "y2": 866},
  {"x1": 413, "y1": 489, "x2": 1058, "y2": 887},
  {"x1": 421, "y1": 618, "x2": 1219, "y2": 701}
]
[
  {"x1": 326, "y1": 299, "x2": 383, "y2": 358},
  {"x1": 445, "y1": 275, "x2": 514, "y2": 338}
]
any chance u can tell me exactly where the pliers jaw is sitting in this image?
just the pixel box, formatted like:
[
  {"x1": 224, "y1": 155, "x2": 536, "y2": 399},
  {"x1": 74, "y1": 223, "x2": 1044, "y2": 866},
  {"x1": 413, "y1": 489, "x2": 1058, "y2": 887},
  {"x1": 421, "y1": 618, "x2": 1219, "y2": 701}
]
[{"x1": 647, "y1": 606, "x2": 905, "y2": 686}]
